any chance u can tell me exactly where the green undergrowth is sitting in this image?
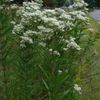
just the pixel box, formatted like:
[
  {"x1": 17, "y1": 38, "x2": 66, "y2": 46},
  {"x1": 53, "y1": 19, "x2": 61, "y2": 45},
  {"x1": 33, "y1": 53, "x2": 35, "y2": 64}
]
[{"x1": 80, "y1": 17, "x2": 100, "y2": 100}]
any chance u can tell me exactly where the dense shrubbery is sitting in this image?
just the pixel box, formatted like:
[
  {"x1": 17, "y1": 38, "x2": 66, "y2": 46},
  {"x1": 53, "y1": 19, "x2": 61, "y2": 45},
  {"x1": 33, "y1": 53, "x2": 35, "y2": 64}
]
[
  {"x1": 85, "y1": 0, "x2": 100, "y2": 8},
  {"x1": 0, "y1": 0, "x2": 99, "y2": 100}
]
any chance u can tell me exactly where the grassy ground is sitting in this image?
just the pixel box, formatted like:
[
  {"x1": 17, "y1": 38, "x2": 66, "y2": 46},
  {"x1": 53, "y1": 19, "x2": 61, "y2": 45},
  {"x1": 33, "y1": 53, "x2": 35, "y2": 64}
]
[{"x1": 81, "y1": 17, "x2": 100, "y2": 100}]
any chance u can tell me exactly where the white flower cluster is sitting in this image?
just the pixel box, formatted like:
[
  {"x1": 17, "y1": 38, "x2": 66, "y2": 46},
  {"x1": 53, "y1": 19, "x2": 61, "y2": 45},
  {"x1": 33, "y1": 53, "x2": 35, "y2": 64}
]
[
  {"x1": 74, "y1": 84, "x2": 81, "y2": 94},
  {"x1": 69, "y1": 11, "x2": 88, "y2": 21},
  {"x1": 61, "y1": 36, "x2": 81, "y2": 51},
  {"x1": 12, "y1": 23, "x2": 24, "y2": 34},
  {"x1": 72, "y1": 0, "x2": 88, "y2": 9},
  {"x1": 67, "y1": 37, "x2": 81, "y2": 51},
  {"x1": 10, "y1": 4, "x2": 19, "y2": 9},
  {"x1": 49, "y1": 49, "x2": 60, "y2": 56},
  {"x1": 12, "y1": 0, "x2": 88, "y2": 50}
]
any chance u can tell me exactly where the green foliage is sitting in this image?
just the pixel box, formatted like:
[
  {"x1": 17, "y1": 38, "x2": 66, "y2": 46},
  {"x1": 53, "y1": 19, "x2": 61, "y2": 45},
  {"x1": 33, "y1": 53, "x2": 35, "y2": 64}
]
[
  {"x1": 80, "y1": 19, "x2": 100, "y2": 100},
  {"x1": 0, "y1": 3, "x2": 13, "y2": 100},
  {"x1": 52, "y1": 0, "x2": 66, "y2": 6},
  {"x1": 85, "y1": 0, "x2": 100, "y2": 8},
  {"x1": 0, "y1": 1, "x2": 100, "y2": 100}
]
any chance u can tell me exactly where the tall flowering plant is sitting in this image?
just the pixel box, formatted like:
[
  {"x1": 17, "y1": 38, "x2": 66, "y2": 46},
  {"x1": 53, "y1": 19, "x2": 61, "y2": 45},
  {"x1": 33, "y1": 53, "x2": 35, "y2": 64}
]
[{"x1": 11, "y1": 0, "x2": 94, "y2": 100}]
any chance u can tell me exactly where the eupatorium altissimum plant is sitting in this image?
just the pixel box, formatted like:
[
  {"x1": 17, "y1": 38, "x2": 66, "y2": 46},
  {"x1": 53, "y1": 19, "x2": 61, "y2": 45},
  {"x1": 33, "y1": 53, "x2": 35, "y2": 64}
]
[{"x1": 11, "y1": 0, "x2": 94, "y2": 100}]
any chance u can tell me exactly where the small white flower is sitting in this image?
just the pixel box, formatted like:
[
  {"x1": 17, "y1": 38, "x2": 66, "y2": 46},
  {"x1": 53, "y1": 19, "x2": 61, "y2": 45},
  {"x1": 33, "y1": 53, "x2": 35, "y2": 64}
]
[
  {"x1": 67, "y1": 37, "x2": 81, "y2": 51},
  {"x1": 74, "y1": 84, "x2": 81, "y2": 94},
  {"x1": 23, "y1": 30, "x2": 38, "y2": 37},
  {"x1": 49, "y1": 49, "x2": 53, "y2": 52},
  {"x1": 53, "y1": 50, "x2": 60, "y2": 56},
  {"x1": 39, "y1": 42, "x2": 46, "y2": 47},
  {"x1": 88, "y1": 28, "x2": 94, "y2": 32},
  {"x1": 63, "y1": 48, "x2": 68, "y2": 51},
  {"x1": 10, "y1": 4, "x2": 18, "y2": 9},
  {"x1": 0, "y1": 6, "x2": 3, "y2": 10},
  {"x1": 20, "y1": 36, "x2": 33, "y2": 44},
  {"x1": 12, "y1": 24, "x2": 24, "y2": 34},
  {"x1": 20, "y1": 43, "x2": 26, "y2": 48},
  {"x1": 10, "y1": 21, "x2": 16, "y2": 25},
  {"x1": 58, "y1": 70, "x2": 62, "y2": 73}
]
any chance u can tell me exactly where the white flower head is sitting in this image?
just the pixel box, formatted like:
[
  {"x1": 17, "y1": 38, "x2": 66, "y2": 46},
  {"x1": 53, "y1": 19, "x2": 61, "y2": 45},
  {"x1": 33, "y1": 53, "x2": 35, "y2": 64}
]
[
  {"x1": 67, "y1": 37, "x2": 81, "y2": 51},
  {"x1": 49, "y1": 49, "x2": 53, "y2": 52},
  {"x1": 39, "y1": 42, "x2": 46, "y2": 47},
  {"x1": 58, "y1": 70, "x2": 62, "y2": 73},
  {"x1": 74, "y1": 84, "x2": 81, "y2": 94},
  {"x1": 10, "y1": 4, "x2": 18, "y2": 9},
  {"x1": 20, "y1": 36, "x2": 33, "y2": 44},
  {"x1": 53, "y1": 50, "x2": 60, "y2": 56},
  {"x1": 10, "y1": 21, "x2": 16, "y2": 25},
  {"x1": 63, "y1": 48, "x2": 68, "y2": 51}
]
